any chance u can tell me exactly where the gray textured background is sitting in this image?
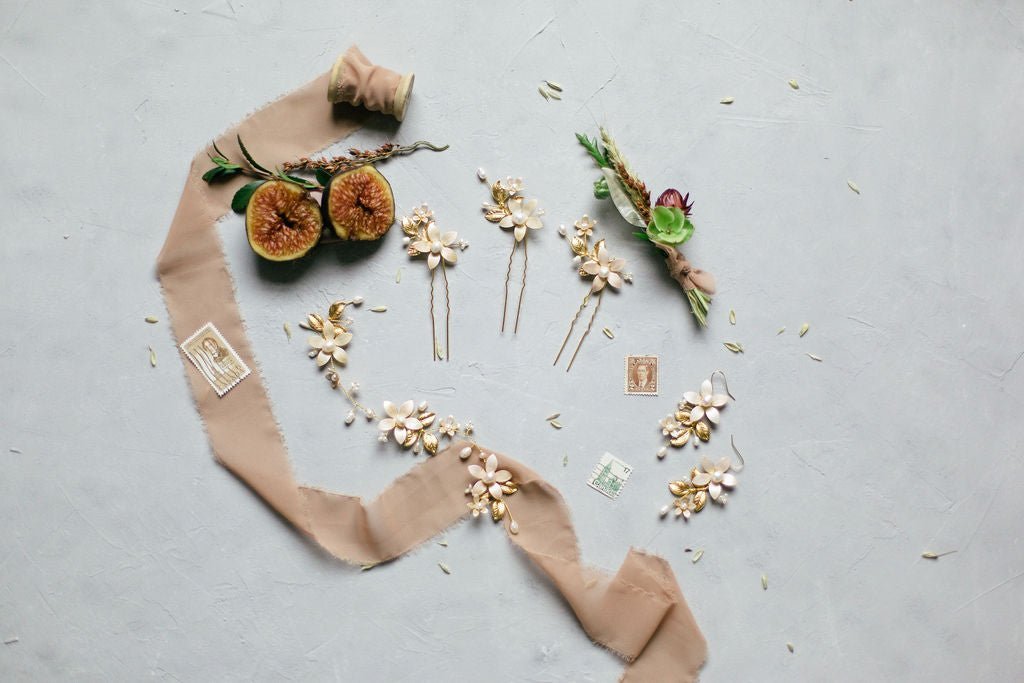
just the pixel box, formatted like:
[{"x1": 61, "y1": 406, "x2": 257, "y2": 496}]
[{"x1": 3, "y1": 1, "x2": 1023, "y2": 681}]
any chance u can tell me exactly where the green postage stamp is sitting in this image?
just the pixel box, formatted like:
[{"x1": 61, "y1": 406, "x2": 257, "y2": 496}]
[{"x1": 587, "y1": 453, "x2": 633, "y2": 499}]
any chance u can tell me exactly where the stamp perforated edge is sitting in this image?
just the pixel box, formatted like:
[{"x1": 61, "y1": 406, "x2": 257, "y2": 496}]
[
  {"x1": 180, "y1": 322, "x2": 251, "y2": 397},
  {"x1": 624, "y1": 354, "x2": 659, "y2": 396},
  {"x1": 586, "y1": 452, "x2": 633, "y2": 500}
]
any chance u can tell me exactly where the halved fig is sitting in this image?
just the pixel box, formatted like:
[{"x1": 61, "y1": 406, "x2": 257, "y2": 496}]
[
  {"x1": 323, "y1": 165, "x2": 395, "y2": 240},
  {"x1": 245, "y1": 180, "x2": 323, "y2": 261}
]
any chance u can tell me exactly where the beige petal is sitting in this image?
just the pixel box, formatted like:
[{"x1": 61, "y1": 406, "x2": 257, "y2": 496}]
[
  {"x1": 394, "y1": 426, "x2": 407, "y2": 443},
  {"x1": 335, "y1": 332, "x2": 353, "y2": 347},
  {"x1": 484, "y1": 453, "x2": 498, "y2": 474},
  {"x1": 428, "y1": 253, "x2": 440, "y2": 270},
  {"x1": 316, "y1": 351, "x2": 331, "y2": 367},
  {"x1": 441, "y1": 231, "x2": 458, "y2": 245},
  {"x1": 721, "y1": 473, "x2": 737, "y2": 488},
  {"x1": 472, "y1": 480, "x2": 487, "y2": 497},
  {"x1": 701, "y1": 456, "x2": 716, "y2": 473},
  {"x1": 522, "y1": 198, "x2": 537, "y2": 214},
  {"x1": 691, "y1": 472, "x2": 711, "y2": 487},
  {"x1": 609, "y1": 258, "x2": 626, "y2": 272},
  {"x1": 581, "y1": 260, "x2": 600, "y2": 275},
  {"x1": 514, "y1": 225, "x2": 526, "y2": 242},
  {"x1": 700, "y1": 379, "x2": 713, "y2": 398},
  {"x1": 489, "y1": 483, "x2": 504, "y2": 500},
  {"x1": 332, "y1": 347, "x2": 348, "y2": 364},
  {"x1": 499, "y1": 215, "x2": 514, "y2": 228},
  {"x1": 705, "y1": 406, "x2": 719, "y2": 424},
  {"x1": 526, "y1": 217, "x2": 542, "y2": 229},
  {"x1": 708, "y1": 482, "x2": 722, "y2": 499},
  {"x1": 441, "y1": 247, "x2": 458, "y2": 264},
  {"x1": 710, "y1": 394, "x2": 729, "y2": 407},
  {"x1": 606, "y1": 272, "x2": 623, "y2": 289},
  {"x1": 467, "y1": 464, "x2": 486, "y2": 480},
  {"x1": 383, "y1": 401, "x2": 399, "y2": 418},
  {"x1": 426, "y1": 223, "x2": 440, "y2": 241},
  {"x1": 411, "y1": 240, "x2": 431, "y2": 254},
  {"x1": 494, "y1": 470, "x2": 511, "y2": 483},
  {"x1": 309, "y1": 335, "x2": 325, "y2": 349},
  {"x1": 404, "y1": 417, "x2": 423, "y2": 431},
  {"x1": 378, "y1": 418, "x2": 395, "y2": 431},
  {"x1": 398, "y1": 400, "x2": 415, "y2": 418},
  {"x1": 689, "y1": 405, "x2": 705, "y2": 422},
  {"x1": 716, "y1": 456, "x2": 731, "y2": 472},
  {"x1": 682, "y1": 391, "x2": 700, "y2": 404},
  {"x1": 590, "y1": 277, "x2": 606, "y2": 293}
]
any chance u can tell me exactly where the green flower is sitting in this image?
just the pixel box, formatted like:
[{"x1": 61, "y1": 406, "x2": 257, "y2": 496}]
[{"x1": 646, "y1": 206, "x2": 694, "y2": 246}]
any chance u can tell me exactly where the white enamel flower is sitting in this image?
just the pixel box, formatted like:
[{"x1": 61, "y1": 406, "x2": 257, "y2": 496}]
[
  {"x1": 308, "y1": 320, "x2": 353, "y2": 367},
  {"x1": 683, "y1": 379, "x2": 730, "y2": 424},
  {"x1": 581, "y1": 244, "x2": 626, "y2": 292},
  {"x1": 690, "y1": 456, "x2": 737, "y2": 501},
  {"x1": 660, "y1": 416, "x2": 681, "y2": 436},
  {"x1": 574, "y1": 214, "x2": 596, "y2": 238},
  {"x1": 377, "y1": 400, "x2": 423, "y2": 443},
  {"x1": 498, "y1": 197, "x2": 543, "y2": 242},
  {"x1": 467, "y1": 495, "x2": 488, "y2": 518},
  {"x1": 467, "y1": 453, "x2": 512, "y2": 500},
  {"x1": 411, "y1": 222, "x2": 459, "y2": 270}
]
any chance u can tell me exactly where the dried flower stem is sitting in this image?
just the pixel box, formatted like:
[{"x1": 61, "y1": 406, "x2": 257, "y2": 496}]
[{"x1": 283, "y1": 141, "x2": 449, "y2": 175}]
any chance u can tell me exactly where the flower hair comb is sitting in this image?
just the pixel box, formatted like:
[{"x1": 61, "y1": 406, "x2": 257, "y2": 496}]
[
  {"x1": 554, "y1": 215, "x2": 633, "y2": 371},
  {"x1": 400, "y1": 204, "x2": 468, "y2": 361},
  {"x1": 478, "y1": 171, "x2": 544, "y2": 333}
]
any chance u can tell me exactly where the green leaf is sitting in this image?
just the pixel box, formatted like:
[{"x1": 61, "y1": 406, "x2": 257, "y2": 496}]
[
  {"x1": 632, "y1": 230, "x2": 650, "y2": 241},
  {"x1": 202, "y1": 166, "x2": 224, "y2": 183},
  {"x1": 315, "y1": 169, "x2": 333, "y2": 186},
  {"x1": 601, "y1": 168, "x2": 647, "y2": 227},
  {"x1": 593, "y1": 176, "x2": 610, "y2": 199},
  {"x1": 575, "y1": 132, "x2": 609, "y2": 168},
  {"x1": 237, "y1": 135, "x2": 271, "y2": 174},
  {"x1": 231, "y1": 180, "x2": 265, "y2": 213}
]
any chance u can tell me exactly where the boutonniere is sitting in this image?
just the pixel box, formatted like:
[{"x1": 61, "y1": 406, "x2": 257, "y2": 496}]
[{"x1": 576, "y1": 128, "x2": 716, "y2": 326}]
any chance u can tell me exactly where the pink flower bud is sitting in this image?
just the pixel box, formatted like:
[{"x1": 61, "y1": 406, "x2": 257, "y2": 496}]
[{"x1": 656, "y1": 188, "x2": 694, "y2": 215}]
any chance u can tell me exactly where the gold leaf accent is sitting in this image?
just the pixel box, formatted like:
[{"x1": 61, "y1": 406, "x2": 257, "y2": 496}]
[
  {"x1": 328, "y1": 301, "x2": 345, "y2": 321},
  {"x1": 307, "y1": 313, "x2": 324, "y2": 332},
  {"x1": 490, "y1": 183, "x2": 510, "y2": 204},
  {"x1": 690, "y1": 467, "x2": 701, "y2": 480},
  {"x1": 668, "y1": 481, "x2": 690, "y2": 497},
  {"x1": 594, "y1": 238, "x2": 606, "y2": 254},
  {"x1": 570, "y1": 236, "x2": 588, "y2": 255},
  {"x1": 491, "y1": 500, "x2": 507, "y2": 522},
  {"x1": 484, "y1": 208, "x2": 507, "y2": 222},
  {"x1": 422, "y1": 432, "x2": 438, "y2": 455},
  {"x1": 402, "y1": 431, "x2": 418, "y2": 448},
  {"x1": 695, "y1": 422, "x2": 711, "y2": 442},
  {"x1": 500, "y1": 482, "x2": 518, "y2": 496},
  {"x1": 418, "y1": 412, "x2": 436, "y2": 428},
  {"x1": 670, "y1": 430, "x2": 691, "y2": 447},
  {"x1": 675, "y1": 410, "x2": 691, "y2": 423},
  {"x1": 693, "y1": 490, "x2": 708, "y2": 511}
]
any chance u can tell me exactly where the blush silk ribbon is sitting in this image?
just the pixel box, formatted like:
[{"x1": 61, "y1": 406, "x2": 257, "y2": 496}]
[{"x1": 156, "y1": 66, "x2": 706, "y2": 682}]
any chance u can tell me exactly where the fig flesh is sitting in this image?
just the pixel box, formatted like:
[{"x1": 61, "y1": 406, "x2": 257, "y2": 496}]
[
  {"x1": 323, "y1": 165, "x2": 395, "y2": 240},
  {"x1": 245, "y1": 180, "x2": 323, "y2": 261}
]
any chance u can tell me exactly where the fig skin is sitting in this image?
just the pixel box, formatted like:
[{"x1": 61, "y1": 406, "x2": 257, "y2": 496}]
[
  {"x1": 323, "y1": 165, "x2": 396, "y2": 241},
  {"x1": 245, "y1": 180, "x2": 323, "y2": 261}
]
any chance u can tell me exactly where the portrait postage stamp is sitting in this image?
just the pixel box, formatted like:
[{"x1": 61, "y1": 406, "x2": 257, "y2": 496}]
[
  {"x1": 180, "y1": 322, "x2": 251, "y2": 397},
  {"x1": 624, "y1": 355, "x2": 659, "y2": 396},
  {"x1": 587, "y1": 453, "x2": 633, "y2": 500}
]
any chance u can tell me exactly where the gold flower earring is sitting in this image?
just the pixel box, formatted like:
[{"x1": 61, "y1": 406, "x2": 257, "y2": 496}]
[
  {"x1": 656, "y1": 370, "x2": 733, "y2": 457},
  {"x1": 478, "y1": 171, "x2": 544, "y2": 333},
  {"x1": 660, "y1": 437, "x2": 745, "y2": 522}
]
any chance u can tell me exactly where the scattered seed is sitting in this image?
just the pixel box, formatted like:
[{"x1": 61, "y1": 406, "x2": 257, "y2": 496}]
[
  {"x1": 148, "y1": 346, "x2": 157, "y2": 367},
  {"x1": 807, "y1": 353, "x2": 823, "y2": 362},
  {"x1": 788, "y1": 79, "x2": 799, "y2": 90},
  {"x1": 602, "y1": 327, "x2": 614, "y2": 339},
  {"x1": 395, "y1": 268, "x2": 402, "y2": 283},
  {"x1": 545, "y1": 80, "x2": 563, "y2": 92},
  {"x1": 847, "y1": 179, "x2": 860, "y2": 194},
  {"x1": 563, "y1": 454, "x2": 568, "y2": 467},
  {"x1": 437, "y1": 539, "x2": 448, "y2": 548},
  {"x1": 10, "y1": 448, "x2": 22, "y2": 454},
  {"x1": 777, "y1": 327, "x2": 786, "y2": 335},
  {"x1": 360, "y1": 563, "x2": 378, "y2": 571},
  {"x1": 922, "y1": 550, "x2": 957, "y2": 559},
  {"x1": 546, "y1": 413, "x2": 560, "y2": 421},
  {"x1": 692, "y1": 549, "x2": 704, "y2": 564},
  {"x1": 549, "y1": 420, "x2": 563, "y2": 429},
  {"x1": 145, "y1": 316, "x2": 159, "y2": 324},
  {"x1": 538, "y1": 86, "x2": 550, "y2": 100},
  {"x1": 799, "y1": 322, "x2": 810, "y2": 337},
  {"x1": 283, "y1": 322, "x2": 292, "y2": 340},
  {"x1": 723, "y1": 341, "x2": 744, "y2": 354},
  {"x1": 548, "y1": 91, "x2": 562, "y2": 100},
  {"x1": 370, "y1": 306, "x2": 388, "y2": 313},
  {"x1": 787, "y1": 642, "x2": 795, "y2": 653},
  {"x1": 720, "y1": 96, "x2": 735, "y2": 104},
  {"x1": 438, "y1": 562, "x2": 451, "y2": 575},
  {"x1": 3, "y1": 638, "x2": 18, "y2": 645},
  {"x1": 762, "y1": 574, "x2": 768, "y2": 590},
  {"x1": 729, "y1": 309, "x2": 736, "y2": 325}
]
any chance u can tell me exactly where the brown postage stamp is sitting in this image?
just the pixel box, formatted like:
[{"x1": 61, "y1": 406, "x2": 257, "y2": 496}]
[
  {"x1": 180, "y1": 322, "x2": 251, "y2": 397},
  {"x1": 624, "y1": 355, "x2": 659, "y2": 395}
]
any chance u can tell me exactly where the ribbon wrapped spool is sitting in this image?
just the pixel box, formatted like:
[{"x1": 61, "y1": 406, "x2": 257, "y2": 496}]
[{"x1": 328, "y1": 45, "x2": 415, "y2": 121}]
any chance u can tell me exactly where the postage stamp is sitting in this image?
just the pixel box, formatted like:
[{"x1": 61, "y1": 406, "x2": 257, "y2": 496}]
[
  {"x1": 180, "y1": 322, "x2": 251, "y2": 397},
  {"x1": 587, "y1": 453, "x2": 633, "y2": 500},
  {"x1": 624, "y1": 355, "x2": 659, "y2": 395}
]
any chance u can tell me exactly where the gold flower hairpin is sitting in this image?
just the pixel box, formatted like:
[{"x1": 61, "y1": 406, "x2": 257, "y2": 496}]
[
  {"x1": 660, "y1": 439, "x2": 745, "y2": 522},
  {"x1": 401, "y1": 204, "x2": 468, "y2": 361},
  {"x1": 656, "y1": 371, "x2": 733, "y2": 457},
  {"x1": 463, "y1": 446, "x2": 520, "y2": 534},
  {"x1": 478, "y1": 171, "x2": 544, "y2": 333},
  {"x1": 554, "y1": 215, "x2": 633, "y2": 371},
  {"x1": 301, "y1": 300, "x2": 474, "y2": 448}
]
